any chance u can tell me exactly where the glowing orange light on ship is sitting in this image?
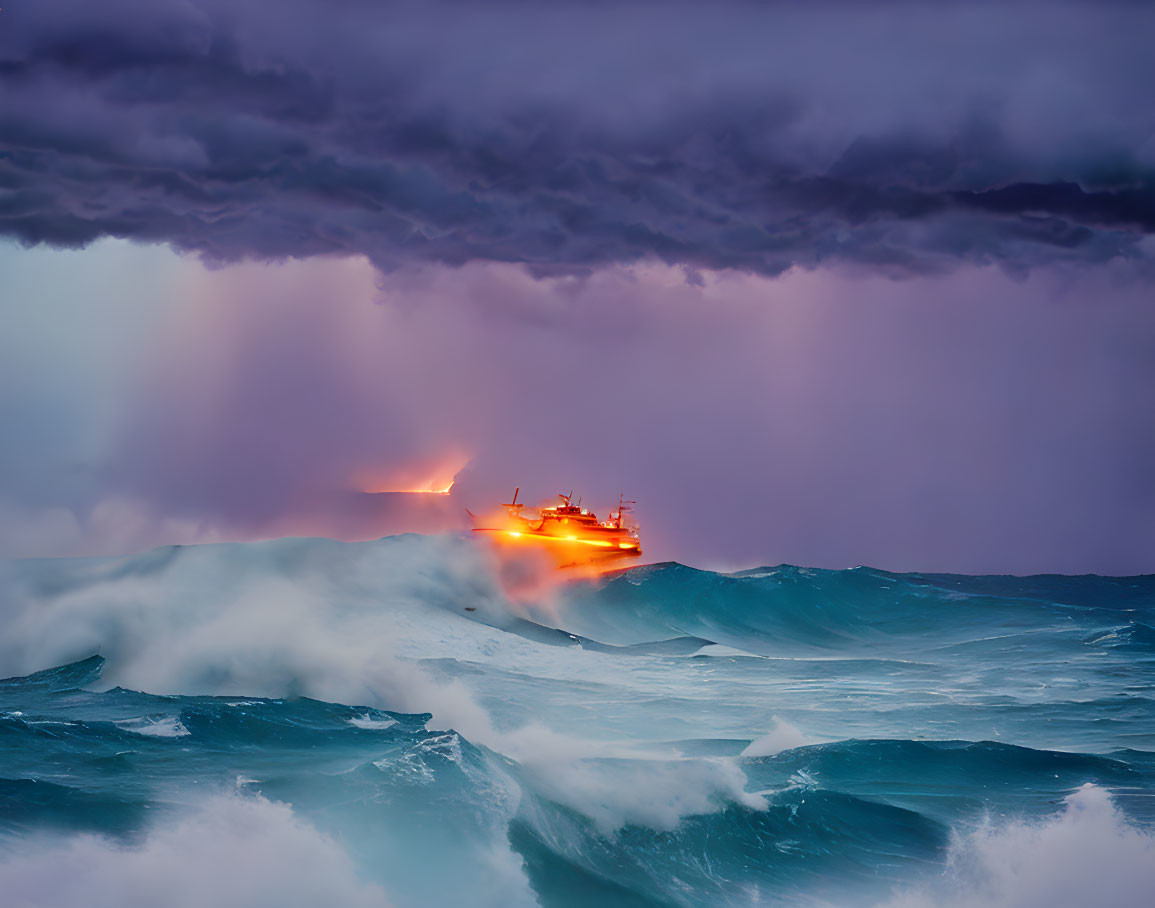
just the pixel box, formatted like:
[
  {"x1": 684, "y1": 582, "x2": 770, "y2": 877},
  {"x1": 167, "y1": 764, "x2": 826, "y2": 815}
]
[{"x1": 471, "y1": 488, "x2": 642, "y2": 575}]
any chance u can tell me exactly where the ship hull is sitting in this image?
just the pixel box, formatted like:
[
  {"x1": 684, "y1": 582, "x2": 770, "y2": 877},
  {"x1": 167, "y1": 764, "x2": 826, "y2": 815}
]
[{"x1": 471, "y1": 527, "x2": 641, "y2": 568}]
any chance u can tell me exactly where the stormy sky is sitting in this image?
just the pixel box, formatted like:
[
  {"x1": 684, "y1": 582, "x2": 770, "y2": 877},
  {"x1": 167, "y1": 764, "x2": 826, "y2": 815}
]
[{"x1": 1, "y1": 1, "x2": 1153, "y2": 572}]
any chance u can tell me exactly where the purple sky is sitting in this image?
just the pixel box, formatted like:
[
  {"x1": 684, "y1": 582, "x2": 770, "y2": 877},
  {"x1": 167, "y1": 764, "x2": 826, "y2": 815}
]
[{"x1": 1, "y1": 1, "x2": 1153, "y2": 573}]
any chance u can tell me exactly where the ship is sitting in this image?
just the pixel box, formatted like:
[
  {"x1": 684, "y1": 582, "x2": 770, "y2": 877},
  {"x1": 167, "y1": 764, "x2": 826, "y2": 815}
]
[{"x1": 470, "y1": 488, "x2": 642, "y2": 564}]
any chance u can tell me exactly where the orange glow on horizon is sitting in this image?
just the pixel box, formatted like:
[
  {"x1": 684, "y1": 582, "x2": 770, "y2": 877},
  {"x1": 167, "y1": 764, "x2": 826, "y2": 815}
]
[
  {"x1": 354, "y1": 456, "x2": 468, "y2": 496},
  {"x1": 387, "y1": 480, "x2": 455, "y2": 495}
]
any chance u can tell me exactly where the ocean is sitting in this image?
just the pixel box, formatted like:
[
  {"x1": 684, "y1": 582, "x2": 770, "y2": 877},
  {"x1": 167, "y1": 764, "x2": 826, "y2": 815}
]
[{"x1": 1, "y1": 534, "x2": 1152, "y2": 906}]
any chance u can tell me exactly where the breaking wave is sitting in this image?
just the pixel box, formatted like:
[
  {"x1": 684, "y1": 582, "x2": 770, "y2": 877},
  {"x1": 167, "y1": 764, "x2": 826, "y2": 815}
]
[{"x1": 885, "y1": 784, "x2": 1155, "y2": 908}]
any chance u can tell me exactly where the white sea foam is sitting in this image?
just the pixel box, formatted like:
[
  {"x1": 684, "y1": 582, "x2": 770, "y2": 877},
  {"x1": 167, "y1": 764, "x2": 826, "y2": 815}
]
[
  {"x1": 883, "y1": 784, "x2": 1155, "y2": 908},
  {"x1": 740, "y1": 717, "x2": 816, "y2": 757},
  {"x1": 692, "y1": 643, "x2": 763, "y2": 658},
  {"x1": 488, "y1": 719, "x2": 767, "y2": 833},
  {"x1": 348, "y1": 713, "x2": 398, "y2": 731},
  {"x1": 0, "y1": 794, "x2": 392, "y2": 908},
  {"x1": 0, "y1": 535, "x2": 766, "y2": 833},
  {"x1": 114, "y1": 716, "x2": 190, "y2": 738}
]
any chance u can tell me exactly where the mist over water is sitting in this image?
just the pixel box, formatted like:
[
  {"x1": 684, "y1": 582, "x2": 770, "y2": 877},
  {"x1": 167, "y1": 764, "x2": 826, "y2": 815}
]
[{"x1": 1, "y1": 534, "x2": 1153, "y2": 906}]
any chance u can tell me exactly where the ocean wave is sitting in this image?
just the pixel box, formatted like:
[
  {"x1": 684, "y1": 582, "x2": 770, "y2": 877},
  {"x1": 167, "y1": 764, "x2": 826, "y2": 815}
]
[
  {"x1": 742, "y1": 738, "x2": 1150, "y2": 829},
  {"x1": 0, "y1": 534, "x2": 1152, "y2": 904},
  {"x1": 2, "y1": 654, "x2": 1154, "y2": 905},
  {"x1": 552, "y1": 562, "x2": 1155, "y2": 658}
]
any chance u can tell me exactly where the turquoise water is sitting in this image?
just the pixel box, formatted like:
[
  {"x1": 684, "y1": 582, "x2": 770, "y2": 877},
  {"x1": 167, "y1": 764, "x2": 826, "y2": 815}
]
[{"x1": 1, "y1": 535, "x2": 1152, "y2": 906}]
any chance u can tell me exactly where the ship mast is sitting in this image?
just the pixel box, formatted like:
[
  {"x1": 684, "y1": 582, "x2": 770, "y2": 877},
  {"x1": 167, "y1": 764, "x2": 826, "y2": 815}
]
[
  {"x1": 614, "y1": 494, "x2": 636, "y2": 529},
  {"x1": 502, "y1": 487, "x2": 523, "y2": 515}
]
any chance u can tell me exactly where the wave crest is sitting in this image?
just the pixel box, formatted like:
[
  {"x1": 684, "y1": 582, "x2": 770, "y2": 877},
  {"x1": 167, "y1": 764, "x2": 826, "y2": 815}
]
[{"x1": 886, "y1": 784, "x2": 1155, "y2": 908}]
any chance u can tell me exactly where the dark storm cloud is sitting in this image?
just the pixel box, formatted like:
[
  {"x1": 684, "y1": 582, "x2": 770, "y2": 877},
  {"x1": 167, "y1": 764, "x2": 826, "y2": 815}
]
[{"x1": 1, "y1": 0, "x2": 1154, "y2": 275}]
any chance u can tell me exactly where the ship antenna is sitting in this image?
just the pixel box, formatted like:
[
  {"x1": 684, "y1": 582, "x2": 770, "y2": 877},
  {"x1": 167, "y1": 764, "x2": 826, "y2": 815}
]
[{"x1": 615, "y1": 494, "x2": 636, "y2": 528}]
